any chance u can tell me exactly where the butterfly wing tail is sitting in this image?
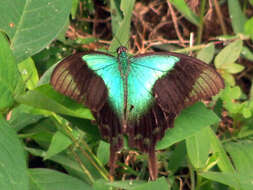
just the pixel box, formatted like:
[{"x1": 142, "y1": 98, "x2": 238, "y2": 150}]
[{"x1": 93, "y1": 103, "x2": 123, "y2": 178}]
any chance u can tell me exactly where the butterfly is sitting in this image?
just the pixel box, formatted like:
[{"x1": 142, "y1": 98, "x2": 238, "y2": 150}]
[{"x1": 50, "y1": 46, "x2": 224, "y2": 180}]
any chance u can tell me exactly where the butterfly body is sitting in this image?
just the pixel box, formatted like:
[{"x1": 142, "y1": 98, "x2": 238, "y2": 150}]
[{"x1": 51, "y1": 46, "x2": 224, "y2": 180}]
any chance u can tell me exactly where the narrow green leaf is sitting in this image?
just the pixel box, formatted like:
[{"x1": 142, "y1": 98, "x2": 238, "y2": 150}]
[
  {"x1": 29, "y1": 168, "x2": 92, "y2": 190},
  {"x1": 97, "y1": 141, "x2": 110, "y2": 165},
  {"x1": 196, "y1": 43, "x2": 215, "y2": 64},
  {"x1": 214, "y1": 40, "x2": 243, "y2": 68},
  {"x1": 15, "y1": 84, "x2": 94, "y2": 120},
  {"x1": 45, "y1": 131, "x2": 73, "y2": 160},
  {"x1": 0, "y1": 0, "x2": 72, "y2": 62},
  {"x1": 228, "y1": 0, "x2": 247, "y2": 34},
  {"x1": 110, "y1": 0, "x2": 123, "y2": 35},
  {"x1": 208, "y1": 127, "x2": 235, "y2": 173},
  {"x1": 71, "y1": 0, "x2": 79, "y2": 19},
  {"x1": 242, "y1": 46, "x2": 253, "y2": 61},
  {"x1": 109, "y1": 0, "x2": 135, "y2": 51},
  {"x1": 0, "y1": 115, "x2": 29, "y2": 190},
  {"x1": 170, "y1": 0, "x2": 200, "y2": 26},
  {"x1": 157, "y1": 103, "x2": 219, "y2": 150},
  {"x1": 186, "y1": 127, "x2": 211, "y2": 169},
  {"x1": 18, "y1": 57, "x2": 39, "y2": 90},
  {"x1": 0, "y1": 32, "x2": 24, "y2": 111},
  {"x1": 244, "y1": 17, "x2": 253, "y2": 39}
]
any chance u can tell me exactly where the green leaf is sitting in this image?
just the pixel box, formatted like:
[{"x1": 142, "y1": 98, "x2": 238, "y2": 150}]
[
  {"x1": 250, "y1": 0, "x2": 253, "y2": 6},
  {"x1": 29, "y1": 168, "x2": 92, "y2": 190},
  {"x1": 156, "y1": 103, "x2": 219, "y2": 150},
  {"x1": 109, "y1": 0, "x2": 135, "y2": 51},
  {"x1": 0, "y1": 0, "x2": 72, "y2": 62},
  {"x1": 132, "y1": 177, "x2": 169, "y2": 190},
  {"x1": 196, "y1": 43, "x2": 215, "y2": 64},
  {"x1": 71, "y1": 0, "x2": 79, "y2": 19},
  {"x1": 18, "y1": 57, "x2": 39, "y2": 90},
  {"x1": 8, "y1": 104, "x2": 43, "y2": 132},
  {"x1": 106, "y1": 177, "x2": 169, "y2": 190},
  {"x1": 214, "y1": 40, "x2": 243, "y2": 68},
  {"x1": 45, "y1": 131, "x2": 73, "y2": 160},
  {"x1": 186, "y1": 127, "x2": 211, "y2": 169},
  {"x1": 200, "y1": 171, "x2": 253, "y2": 190},
  {"x1": 167, "y1": 142, "x2": 186, "y2": 174},
  {"x1": 110, "y1": 0, "x2": 123, "y2": 35},
  {"x1": 0, "y1": 115, "x2": 29, "y2": 190},
  {"x1": 0, "y1": 33, "x2": 24, "y2": 111},
  {"x1": 221, "y1": 72, "x2": 235, "y2": 86},
  {"x1": 97, "y1": 141, "x2": 110, "y2": 165},
  {"x1": 242, "y1": 46, "x2": 253, "y2": 61},
  {"x1": 169, "y1": 0, "x2": 200, "y2": 26},
  {"x1": 208, "y1": 127, "x2": 235, "y2": 173},
  {"x1": 245, "y1": 17, "x2": 253, "y2": 39},
  {"x1": 228, "y1": 0, "x2": 247, "y2": 34},
  {"x1": 220, "y1": 62, "x2": 244, "y2": 74},
  {"x1": 15, "y1": 84, "x2": 94, "y2": 120},
  {"x1": 225, "y1": 141, "x2": 253, "y2": 173}
]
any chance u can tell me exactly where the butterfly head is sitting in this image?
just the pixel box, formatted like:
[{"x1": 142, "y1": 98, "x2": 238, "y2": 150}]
[{"x1": 117, "y1": 46, "x2": 127, "y2": 55}]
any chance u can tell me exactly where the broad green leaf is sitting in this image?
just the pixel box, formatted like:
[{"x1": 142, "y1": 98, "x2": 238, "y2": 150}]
[
  {"x1": 196, "y1": 43, "x2": 215, "y2": 64},
  {"x1": 97, "y1": 141, "x2": 110, "y2": 165},
  {"x1": 228, "y1": 0, "x2": 247, "y2": 34},
  {"x1": 166, "y1": 142, "x2": 186, "y2": 174},
  {"x1": 225, "y1": 141, "x2": 253, "y2": 173},
  {"x1": 8, "y1": 104, "x2": 43, "y2": 132},
  {"x1": 242, "y1": 46, "x2": 253, "y2": 61},
  {"x1": 0, "y1": 33, "x2": 24, "y2": 111},
  {"x1": 220, "y1": 62, "x2": 244, "y2": 74},
  {"x1": 250, "y1": 0, "x2": 253, "y2": 6},
  {"x1": 109, "y1": 0, "x2": 135, "y2": 51},
  {"x1": 186, "y1": 127, "x2": 211, "y2": 169},
  {"x1": 45, "y1": 131, "x2": 73, "y2": 160},
  {"x1": 106, "y1": 177, "x2": 169, "y2": 190},
  {"x1": 0, "y1": 0, "x2": 72, "y2": 62},
  {"x1": 200, "y1": 171, "x2": 253, "y2": 190},
  {"x1": 245, "y1": 17, "x2": 253, "y2": 40},
  {"x1": 18, "y1": 57, "x2": 39, "y2": 90},
  {"x1": 0, "y1": 115, "x2": 29, "y2": 190},
  {"x1": 214, "y1": 40, "x2": 243, "y2": 68},
  {"x1": 29, "y1": 168, "x2": 92, "y2": 190},
  {"x1": 131, "y1": 177, "x2": 170, "y2": 190},
  {"x1": 169, "y1": 0, "x2": 200, "y2": 26},
  {"x1": 15, "y1": 84, "x2": 94, "y2": 120},
  {"x1": 156, "y1": 103, "x2": 219, "y2": 150}
]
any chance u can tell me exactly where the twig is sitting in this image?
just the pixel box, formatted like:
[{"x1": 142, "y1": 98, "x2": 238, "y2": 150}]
[
  {"x1": 167, "y1": 1, "x2": 186, "y2": 46},
  {"x1": 213, "y1": 0, "x2": 227, "y2": 35}
]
